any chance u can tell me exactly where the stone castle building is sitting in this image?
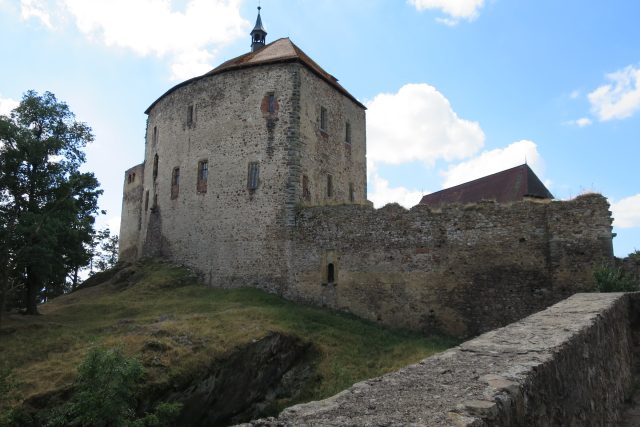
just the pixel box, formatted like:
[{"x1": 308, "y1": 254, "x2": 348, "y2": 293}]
[{"x1": 120, "y1": 10, "x2": 614, "y2": 338}]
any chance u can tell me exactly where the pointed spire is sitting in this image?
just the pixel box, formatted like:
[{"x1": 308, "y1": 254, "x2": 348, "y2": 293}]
[{"x1": 250, "y1": 6, "x2": 267, "y2": 52}]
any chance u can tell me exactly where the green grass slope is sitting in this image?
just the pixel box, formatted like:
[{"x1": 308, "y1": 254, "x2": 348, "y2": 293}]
[{"x1": 0, "y1": 260, "x2": 455, "y2": 417}]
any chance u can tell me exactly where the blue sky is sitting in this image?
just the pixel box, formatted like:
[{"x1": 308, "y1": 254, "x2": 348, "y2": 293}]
[{"x1": 0, "y1": 0, "x2": 638, "y2": 257}]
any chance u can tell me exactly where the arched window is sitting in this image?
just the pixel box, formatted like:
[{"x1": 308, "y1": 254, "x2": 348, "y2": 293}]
[{"x1": 327, "y1": 263, "x2": 335, "y2": 284}]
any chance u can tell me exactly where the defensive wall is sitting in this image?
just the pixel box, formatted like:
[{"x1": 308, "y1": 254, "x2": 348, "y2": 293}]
[
  {"x1": 286, "y1": 193, "x2": 614, "y2": 338},
  {"x1": 249, "y1": 291, "x2": 640, "y2": 426}
]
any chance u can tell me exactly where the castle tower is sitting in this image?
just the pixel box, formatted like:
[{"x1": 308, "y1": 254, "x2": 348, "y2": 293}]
[
  {"x1": 250, "y1": 7, "x2": 267, "y2": 52},
  {"x1": 119, "y1": 12, "x2": 367, "y2": 291}
]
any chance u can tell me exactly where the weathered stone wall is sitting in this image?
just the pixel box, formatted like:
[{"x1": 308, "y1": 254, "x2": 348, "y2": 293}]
[
  {"x1": 287, "y1": 194, "x2": 613, "y2": 337},
  {"x1": 120, "y1": 61, "x2": 367, "y2": 292},
  {"x1": 248, "y1": 292, "x2": 638, "y2": 426},
  {"x1": 119, "y1": 163, "x2": 145, "y2": 260}
]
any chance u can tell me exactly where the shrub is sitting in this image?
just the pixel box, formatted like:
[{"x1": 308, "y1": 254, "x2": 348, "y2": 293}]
[
  {"x1": 594, "y1": 264, "x2": 639, "y2": 292},
  {"x1": 47, "y1": 348, "x2": 181, "y2": 427}
]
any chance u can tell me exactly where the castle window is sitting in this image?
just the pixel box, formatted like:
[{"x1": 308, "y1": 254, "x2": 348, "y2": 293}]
[
  {"x1": 171, "y1": 167, "x2": 180, "y2": 199},
  {"x1": 247, "y1": 162, "x2": 259, "y2": 191},
  {"x1": 152, "y1": 154, "x2": 159, "y2": 181},
  {"x1": 327, "y1": 263, "x2": 335, "y2": 284},
  {"x1": 345, "y1": 122, "x2": 351, "y2": 144},
  {"x1": 320, "y1": 107, "x2": 328, "y2": 131},
  {"x1": 197, "y1": 160, "x2": 208, "y2": 193},
  {"x1": 302, "y1": 175, "x2": 310, "y2": 201},
  {"x1": 152, "y1": 193, "x2": 158, "y2": 210},
  {"x1": 152, "y1": 126, "x2": 158, "y2": 146},
  {"x1": 187, "y1": 105, "x2": 194, "y2": 125},
  {"x1": 145, "y1": 190, "x2": 149, "y2": 211},
  {"x1": 268, "y1": 93, "x2": 276, "y2": 113},
  {"x1": 326, "y1": 174, "x2": 333, "y2": 198},
  {"x1": 349, "y1": 183, "x2": 355, "y2": 202}
]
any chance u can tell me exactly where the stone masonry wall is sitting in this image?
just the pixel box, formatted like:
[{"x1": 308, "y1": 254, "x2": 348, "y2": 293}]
[
  {"x1": 287, "y1": 193, "x2": 613, "y2": 338},
  {"x1": 119, "y1": 163, "x2": 144, "y2": 260},
  {"x1": 249, "y1": 292, "x2": 637, "y2": 426}
]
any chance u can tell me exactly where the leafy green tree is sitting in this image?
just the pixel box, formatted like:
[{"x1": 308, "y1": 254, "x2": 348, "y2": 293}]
[
  {"x1": 0, "y1": 91, "x2": 102, "y2": 315},
  {"x1": 47, "y1": 348, "x2": 181, "y2": 427}
]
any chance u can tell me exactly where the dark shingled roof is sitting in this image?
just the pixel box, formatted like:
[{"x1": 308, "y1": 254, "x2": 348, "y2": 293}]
[
  {"x1": 145, "y1": 38, "x2": 365, "y2": 114},
  {"x1": 419, "y1": 164, "x2": 554, "y2": 207}
]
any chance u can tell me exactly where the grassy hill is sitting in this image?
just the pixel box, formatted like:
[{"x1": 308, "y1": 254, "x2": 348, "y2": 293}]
[{"x1": 0, "y1": 260, "x2": 455, "y2": 425}]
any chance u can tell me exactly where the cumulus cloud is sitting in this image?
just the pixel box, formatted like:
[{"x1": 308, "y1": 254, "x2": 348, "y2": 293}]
[
  {"x1": 20, "y1": 0, "x2": 53, "y2": 28},
  {"x1": 611, "y1": 194, "x2": 640, "y2": 229},
  {"x1": 368, "y1": 172, "x2": 424, "y2": 209},
  {"x1": 408, "y1": 0, "x2": 484, "y2": 23},
  {"x1": 440, "y1": 140, "x2": 543, "y2": 188},
  {"x1": 0, "y1": 95, "x2": 19, "y2": 116},
  {"x1": 366, "y1": 83, "x2": 485, "y2": 167},
  {"x1": 565, "y1": 117, "x2": 592, "y2": 127},
  {"x1": 19, "y1": 0, "x2": 249, "y2": 80},
  {"x1": 588, "y1": 65, "x2": 640, "y2": 121}
]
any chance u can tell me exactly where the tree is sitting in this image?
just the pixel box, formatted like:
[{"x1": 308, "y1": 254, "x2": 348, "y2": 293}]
[{"x1": 0, "y1": 90, "x2": 102, "y2": 316}]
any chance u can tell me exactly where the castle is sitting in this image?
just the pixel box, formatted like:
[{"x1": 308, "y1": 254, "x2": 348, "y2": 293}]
[{"x1": 120, "y1": 10, "x2": 614, "y2": 338}]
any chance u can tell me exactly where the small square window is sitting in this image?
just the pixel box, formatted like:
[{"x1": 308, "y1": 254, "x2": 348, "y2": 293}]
[
  {"x1": 320, "y1": 107, "x2": 328, "y2": 131},
  {"x1": 247, "y1": 162, "x2": 259, "y2": 191},
  {"x1": 345, "y1": 122, "x2": 351, "y2": 144}
]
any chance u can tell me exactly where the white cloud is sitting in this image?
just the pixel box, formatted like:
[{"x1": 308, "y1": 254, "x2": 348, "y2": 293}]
[
  {"x1": 440, "y1": 140, "x2": 543, "y2": 188},
  {"x1": 588, "y1": 65, "x2": 640, "y2": 121},
  {"x1": 569, "y1": 90, "x2": 581, "y2": 100},
  {"x1": 366, "y1": 83, "x2": 485, "y2": 168},
  {"x1": 369, "y1": 173, "x2": 424, "y2": 209},
  {"x1": 19, "y1": 0, "x2": 249, "y2": 80},
  {"x1": 20, "y1": 0, "x2": 53, "y2": 28},
  {"x1": 408, "y1": 0, "x2": 485, "y2": 23},
  {"x1": 565, "y1": 117, "x2": 592, "y2": 127},
  {"x1": 0, "y1": 95, "x2": 19, "y2": 116},
  {"x1": 611, "y1": 194, "x2": 640, "y2": 229}
]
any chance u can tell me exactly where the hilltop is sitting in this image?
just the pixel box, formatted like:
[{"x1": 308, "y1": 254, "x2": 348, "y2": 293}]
[{"x1": 0, "y1": 260, "x2": 454, "y2": 426}]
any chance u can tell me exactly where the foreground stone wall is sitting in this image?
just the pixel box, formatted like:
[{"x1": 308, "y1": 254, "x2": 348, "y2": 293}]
[
  {"x1": 287, "y1": 194, "x2": 613, "y2": 337},
  {"x1": 249, "y1": 292, "x2": 638, "y2": 426}
]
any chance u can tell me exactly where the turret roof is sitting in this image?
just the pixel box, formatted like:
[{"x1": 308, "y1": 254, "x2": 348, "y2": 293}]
[{"x1": 145, "y1": 38, "x2": 365, "y2": 113}]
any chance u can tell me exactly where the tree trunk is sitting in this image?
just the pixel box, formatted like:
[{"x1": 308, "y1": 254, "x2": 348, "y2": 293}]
[
  {"x1": 0, "y1": 261, "x2": 7, "y2": 328},
  {"x1": 25, "y1": 268, "x2": 39, "y2": 315}
]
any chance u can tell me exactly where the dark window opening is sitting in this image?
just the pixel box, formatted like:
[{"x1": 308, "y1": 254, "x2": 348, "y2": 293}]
[
  {"x1": 345, "y1": 122, "x2": 351, "y2": 144},
  {"x1": 302, "y1": 175, "x2": 310, "y2": 201},
  {"x1": 247, "y1": 162, "x2": 259, "y2": 191},
  {"x1": 268, "y1": 93, "x2": 276, "y2": 113},
  {"x1": 171, "y1": 167, "x2": 180, "y2": 199},
  {"x1": 152, "y1": 193, "x2": 158, "y2": 210},
  {"x1": 144, "y1": 190, "x2": 149, "y2": 211},
  {"x1": 152, "y1": 126, "x2": 158, "y2": 145},
  {"x1": 152, "y1": 154, "x2": 159, "y2": 181},
  {"x1": 197, "y1": 160, "x2": 208, "y2": 193},
  {"x1": 349, "y1": 183, "x2": 355, "y2": 202},
  {"x1": 327, "y1": 263, "x2": 335, "y2": 284},
  {"x1": 327, "y1": 174, "x2": 333, "y2": 198},
  {"x1": 187, "y1": 105, "x2": 194, "y2": 125},
  {"x1": 320, "y1": 107, "x2": 327, "y2": 131}
]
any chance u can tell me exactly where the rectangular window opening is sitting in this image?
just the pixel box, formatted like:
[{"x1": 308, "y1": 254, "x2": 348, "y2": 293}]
[
  {"x1": 145, "y1": 190, "x2": 150, "y2": 211},
  {"x1": 349, "y1": 183, "x2": 355, "y2": 202},
  {"x1": 320, "y1": 106, "x2": 327, "y2": 131},
  {"x1": 152, "y1": 126, "x2": 158, "y2": 145},
  {"x1": 171, "y1": 167, "x2": 180, "y2": 199},
  {"x1": 247, "y1": 162, "x2": 260, "y2": 191},
  {"x1": 268, "y1": 93, "x2": 276, "y2": 113},
  {"x1": 345, "y1": 122, "x2": 351, "y2": 144},
  {"x1": 327, "y1": 174, "x2": 333, "y2": 198},
  {"x1": 197, "y1": 160, "x2": 208, "y2": 193},
  {"x1": 187, "y1": 105, "x2": 194, "y2": 125},
  {"x1": 302, "y1": 175, "x2": 310, "y2": 201}
]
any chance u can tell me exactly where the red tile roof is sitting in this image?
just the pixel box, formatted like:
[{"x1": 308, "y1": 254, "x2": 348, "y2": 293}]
[
  {"x1": 145, "y1": 38, "x2": 365, "y2": 114},
  {"x1": 419, "y1": 164, "x2": 554, "y2": 207}
]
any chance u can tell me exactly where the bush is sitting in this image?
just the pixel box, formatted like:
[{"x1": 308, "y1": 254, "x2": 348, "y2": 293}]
[
  {"x1": 47, "y1": 348, "x2": 181, "y2": 427},
  {"x1": 0, "y1": 367, "x2": 18, "y2": 427},
  {"x1": 594, "y1": 264, "x2": 639, "y2": 292}
]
